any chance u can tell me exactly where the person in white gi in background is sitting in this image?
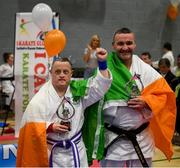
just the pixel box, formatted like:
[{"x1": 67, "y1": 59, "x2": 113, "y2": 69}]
[
  {"x1": 16, "y1": 48, "x2": 112, "y2": 167},
  {"x1": 153, "y1": 42, "x2": 175, "y2": 70},
  {"x1": 0, "y1": 52, "x2": 14, "y2": 106},
  {"x1": 161, "y1": 42, "x2": 175, "y2": 68}
]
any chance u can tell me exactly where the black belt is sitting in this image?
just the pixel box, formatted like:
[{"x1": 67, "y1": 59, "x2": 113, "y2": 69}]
[{"x1": 104, "y1": 122, "x2": 149, "y2": 168}]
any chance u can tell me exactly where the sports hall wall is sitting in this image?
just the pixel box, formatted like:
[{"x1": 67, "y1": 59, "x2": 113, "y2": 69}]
[{"x1": 0, "y1": 0, "x2": 179, "y2": 67}]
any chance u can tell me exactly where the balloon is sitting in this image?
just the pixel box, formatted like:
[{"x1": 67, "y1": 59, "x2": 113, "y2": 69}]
[
  {"x1": 44, "y1": 29, "x2": 67, "y2": 57},
  {"x1": 167, "y1": 4, "x2": 178, "y2": 20},
  {"x1": 32, "y1": 3, "x2": 53, "y2": 31}
]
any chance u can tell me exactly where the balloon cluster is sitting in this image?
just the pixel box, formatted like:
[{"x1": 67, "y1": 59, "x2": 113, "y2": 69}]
[{"x1": 32, "y1": 3, "x2": 67, "y2": 57}]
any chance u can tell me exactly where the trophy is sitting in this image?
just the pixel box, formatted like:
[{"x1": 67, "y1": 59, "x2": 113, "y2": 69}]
[
  {"x1": 129, "y1": 83, "x2": 140, "y2": 98},
  {"x1": 56, "y1": 98, "x2": 75, "y2": 131},
  {"x1": 60, "y1": 107, "x2": 71, "y2": 131},
  {"x1": 125, "y1": 73, "x2": 143, "y2": 100}
]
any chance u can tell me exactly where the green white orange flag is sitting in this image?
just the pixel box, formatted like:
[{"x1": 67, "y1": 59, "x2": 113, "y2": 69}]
[
  {"x1": 16, "y1": 52, "x2": 176, "y2": 166},
  {"x1": 83, "y1": 52, "x2": 176, "y2": 164},
  {"x1": 16, "y1": 79, "x2": 88, "y2": 167}
]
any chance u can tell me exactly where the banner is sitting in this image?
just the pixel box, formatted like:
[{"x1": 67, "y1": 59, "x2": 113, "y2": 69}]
[
  {"x1": 14, "y1": 13, "x2": 59, "y2": 137},
  {"x1": 0, "y1": 144, "x2": 17, "y2": 167}
]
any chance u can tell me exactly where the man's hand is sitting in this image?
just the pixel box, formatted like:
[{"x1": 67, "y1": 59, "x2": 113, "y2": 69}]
[
  {"x1": 52, "y1": 123, "x2": 69, "y2": 133},
  {"x1": 96, "y1": 48, "x2": 108, "y2": 61},
  {"x1": 127, "y1": 96, "x2": 150, "y2": 111}
]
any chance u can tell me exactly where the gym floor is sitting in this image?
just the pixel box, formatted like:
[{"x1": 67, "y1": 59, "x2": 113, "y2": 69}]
[{"x1": 0, "y1": 116, "x2": 180, "y2": 167}]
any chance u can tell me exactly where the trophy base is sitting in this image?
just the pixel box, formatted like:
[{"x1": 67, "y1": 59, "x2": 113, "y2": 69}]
[{"x1": 60, "y1": 121, "x2": 71, "y2": 131}]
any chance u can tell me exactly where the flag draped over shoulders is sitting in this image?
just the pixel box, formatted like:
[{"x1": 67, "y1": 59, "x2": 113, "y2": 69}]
[
  {"x1": 141, "y1": 78, "x2": 176, "y2": 160},
  {"x1": 83, "y1": 52, "x2": 176, "y2": 165},
  {"x1": 82, "y1": 52, "x2": 135, "y2": 165},
  {"x1": 16, "y1": 79, "x2": 88, "y2": 167},
  {"x1": 16, "y1": 82, "x2": 51, "y2": 167},
  {"x1": 104, "y1": 51, "x2": 136, "y2": 101},
  {"x1": 16, "y1": 122, "x2": 49, "y2": 166}
]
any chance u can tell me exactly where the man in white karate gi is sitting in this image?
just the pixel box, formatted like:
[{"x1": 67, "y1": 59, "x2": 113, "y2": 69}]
[{"x1": 16, "y1": 48, "x2": 112, "y2": 167}]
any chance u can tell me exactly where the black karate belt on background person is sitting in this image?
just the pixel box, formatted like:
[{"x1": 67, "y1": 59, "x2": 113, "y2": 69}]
[
  {"x1": 104, "y1": 122, "x2": 149, "y2": 168},
  {"x1": 0, "y1": 77, "x2": 14, "y2": 81}
]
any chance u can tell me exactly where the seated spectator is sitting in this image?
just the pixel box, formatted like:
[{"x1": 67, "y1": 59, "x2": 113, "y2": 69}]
[
  {"x1": 172, "y1": 54, "x2": 180, "y2": 77},
  {"x1": 140, "y1": 52, "x2": 159, "y2": 71},
  {"x1": 158, "y1": 58, "x2": 176, "y2": 91},
  {"x1": 172, "y1": 55, "x2": 180, "y2": 135},
  {"x1": 153, "y1": 42, "x2": 175, "y2": 69}
]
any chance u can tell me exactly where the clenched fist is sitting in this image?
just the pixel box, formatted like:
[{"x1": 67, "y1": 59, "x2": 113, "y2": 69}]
[{"x1": 96, "y1": 48, "x2": 108, "y2": 61}]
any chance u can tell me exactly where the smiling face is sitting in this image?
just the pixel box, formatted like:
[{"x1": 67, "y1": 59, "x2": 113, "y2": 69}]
[
  {"x1": 112, "y1": 32, "x2": 136, "y2": 62},
  {"x1": 50, "y1": 60, "x2": 72, "y2": 91}
]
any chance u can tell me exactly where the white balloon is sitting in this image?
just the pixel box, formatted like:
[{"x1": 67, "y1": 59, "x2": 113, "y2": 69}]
[{"x1": 32, "y1": 3, "x2": 53, "y2": 32}]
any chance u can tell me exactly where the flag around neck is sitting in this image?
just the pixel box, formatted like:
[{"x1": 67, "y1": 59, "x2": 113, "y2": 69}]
[
  {"x1": 104, "y1": 52, "x2": 138, "y2": 101},
  {"x1": 82, "y1": 52, "x2": 141, "y2": 165}
]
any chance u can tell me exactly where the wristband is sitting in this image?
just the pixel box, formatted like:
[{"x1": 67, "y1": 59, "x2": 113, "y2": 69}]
[{"x1": 98, "y1": 60, "x2": 107, "y2": 70}]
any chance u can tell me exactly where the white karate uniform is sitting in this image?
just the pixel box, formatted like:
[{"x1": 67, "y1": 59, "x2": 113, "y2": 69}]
[
  {"x1": 103, "y1": 55, "x2": 162, "y2": 163},
  {"x1": 0, "y1": 63, "x2": 14, "y2": 105},
  {"x1": 162, "y1": 51, "x2": 175, "y2": 68},
  {"x1": 44, "y1": 70, "x2": 112, "y2": 167}
]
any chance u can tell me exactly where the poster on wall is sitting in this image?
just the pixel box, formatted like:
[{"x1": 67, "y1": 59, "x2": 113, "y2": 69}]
[
  {"x1": 14, "y1": 12, "x2": 59, "y2": 137},
  {"x1": 0, "y1": 144, "x2": 17, "y2": 167}
]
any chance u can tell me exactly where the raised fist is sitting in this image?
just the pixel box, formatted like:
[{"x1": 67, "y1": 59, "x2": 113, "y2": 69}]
[{"x1": 96, "y1": 48, "x2": 108, "y2": 61}]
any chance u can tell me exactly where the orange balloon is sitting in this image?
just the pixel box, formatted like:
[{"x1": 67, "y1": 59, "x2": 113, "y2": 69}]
[
  {"x1": 167, "y1": 4, "x2": 178, "y2": 20},
  {"x1": 44, "y1": 29, "x2": 67, "y2": 57}
]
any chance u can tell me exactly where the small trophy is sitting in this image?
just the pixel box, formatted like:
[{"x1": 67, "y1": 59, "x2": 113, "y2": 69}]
[
  {"x1": 125, "y1": 73, "x2": 143, "y2": 100},
  {"x1": 129, "y1": 83, "x2": 140, "y2": 99},
  {"x1": 56, "y1": 97, "x2": 75, "y2": 131},
  {"x1": 60, "y1": 107, "x2": 71, "y2": 131}
]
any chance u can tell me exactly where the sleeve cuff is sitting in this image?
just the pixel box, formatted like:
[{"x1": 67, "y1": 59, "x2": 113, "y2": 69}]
[
  {"x1": 96, "y1": 69, "x2": 112, "y2": 81},
  {"x1": 46, "y1": 123, "x2": 54, "y2": 133}
]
